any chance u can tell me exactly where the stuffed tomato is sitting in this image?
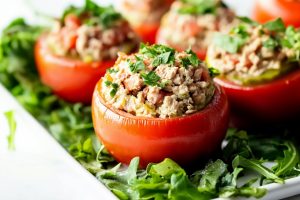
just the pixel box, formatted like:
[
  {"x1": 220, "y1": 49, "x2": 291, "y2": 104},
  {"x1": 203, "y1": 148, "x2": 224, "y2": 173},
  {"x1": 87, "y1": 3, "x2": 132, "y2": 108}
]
[
  {"x1": 206, "y1": 18, "x2": 300, "y2": 124},
  {"x1": 253, "y1": 0, "x2": 300, "y2": 28},
  {"x1": 156, "y1": 0, "x2": 237, "y2": 60},
  {"x1": 35, "y1": 0, "x2": 139, "y2": 103},
  {"x1": 92, "y1": 44, "x2": 229, "y2": 167},
  {"x1": 119, "y1": 0, "x2": 173, "y2": 44}
]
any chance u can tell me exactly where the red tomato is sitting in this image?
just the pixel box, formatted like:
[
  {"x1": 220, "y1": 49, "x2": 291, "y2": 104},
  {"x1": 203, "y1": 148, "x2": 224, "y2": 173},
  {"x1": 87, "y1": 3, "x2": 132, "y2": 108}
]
[
  {"x1": 214, "y1": 69, "x2": 300, "y2": 124},
  {"x1": 64, "y1": 14, "x2": 81, "y2": 29},
  {"x1": 156, "y1": 34, "x2": 206, "y2": 60},
  {"x1": 133, "y1": 23, "x2": 159, "y2": 44},
  {"x1": 253, "y1": 0, "x2": 300, "y2": 27},
  {"x1": 35, "y1": 35, "x2": 115, "y2": 104},
  {"x1": 92, "y1": 80, "x2": 229, "y2": 167}
]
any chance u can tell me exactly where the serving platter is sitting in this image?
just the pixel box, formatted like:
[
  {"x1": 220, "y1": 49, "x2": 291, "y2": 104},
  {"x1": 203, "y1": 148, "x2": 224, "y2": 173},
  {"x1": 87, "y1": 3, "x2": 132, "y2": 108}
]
[{"x1": 0, "y1": 0, "x2": 300, "y2": 200}]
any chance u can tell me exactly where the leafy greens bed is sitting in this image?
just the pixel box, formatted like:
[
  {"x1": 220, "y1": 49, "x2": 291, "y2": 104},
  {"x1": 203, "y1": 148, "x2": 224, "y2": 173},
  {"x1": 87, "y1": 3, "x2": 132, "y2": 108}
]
[{"x1": 1, "y1": 18, "x2": 300, "y2": 200}]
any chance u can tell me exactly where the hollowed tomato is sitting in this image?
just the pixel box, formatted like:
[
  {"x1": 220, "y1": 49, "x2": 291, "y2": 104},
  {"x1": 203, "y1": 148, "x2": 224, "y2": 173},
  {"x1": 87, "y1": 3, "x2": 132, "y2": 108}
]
[
  {"x1": 214, "y1": 69, "x2": 300, "y2": 125},
  {"x1": 253, "y1": 0, "x2": 300, "y2": 27},
  {"x1": 35, "y1": 35, "x2": 115, "y2": 104},
  {"x1": 92, "y1": 80, "x2": 229, "y2": 167}
]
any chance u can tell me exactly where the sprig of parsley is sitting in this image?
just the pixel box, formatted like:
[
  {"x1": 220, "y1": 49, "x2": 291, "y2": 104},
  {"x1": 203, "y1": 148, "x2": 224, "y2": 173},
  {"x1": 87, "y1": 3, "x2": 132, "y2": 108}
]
[
  {"x1": 141, "y1": 71, "x2": 160, "y2": 86},
  {"x1": 62, "y1": 0, "x2": 122, "y2": 28}
]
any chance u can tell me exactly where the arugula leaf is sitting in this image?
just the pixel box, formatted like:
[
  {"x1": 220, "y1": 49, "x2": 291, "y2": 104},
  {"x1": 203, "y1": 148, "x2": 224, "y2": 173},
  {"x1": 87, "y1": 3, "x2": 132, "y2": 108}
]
[
  {"x1": 263, "y1": 18, "x2": 285, "y2": 32},
  {"x1": 169, "y1": 173, "x2": 212, "y2": 200},
  {"x1": 223, "y1": 129, "x2": 254, "y2": 161},
  {"x1": 198, "y1": 159, "x2": 227, "y2": 193},
  {"x1": 273, "y1": 141, "x2": 299, "y2": 177},
  {"x1": 4, "y1": 110, "x2": 17, "y2": 150},
  {"x1": 141, "y1": 71, "x2": 161, "y2": 86},
  {"x1": 232, "y1": 155, "x2": 284, "y2": 184}
]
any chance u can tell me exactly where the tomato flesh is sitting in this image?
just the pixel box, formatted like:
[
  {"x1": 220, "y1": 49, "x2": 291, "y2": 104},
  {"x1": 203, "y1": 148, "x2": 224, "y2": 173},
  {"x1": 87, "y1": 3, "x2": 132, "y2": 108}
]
[
  {"x1": 92, "y1": 80, "x2": 229, "y2": 167},
  {"x1": 35, "y1": 35, "x2": 115, "y2": 103},
  {"x1": 214, "y1": 69, "x2": 300, "y2": 124},
  {"x1": 253, "y1": 0, "x2": 300, "y2": 27}
]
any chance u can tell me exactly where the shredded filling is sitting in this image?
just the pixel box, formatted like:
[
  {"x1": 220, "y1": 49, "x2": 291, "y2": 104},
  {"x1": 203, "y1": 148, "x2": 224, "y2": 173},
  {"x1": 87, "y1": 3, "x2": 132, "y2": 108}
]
[
  {"x1": 46, "y1": 4, "x2": 139, "y2": 62},
  {"x1": 207, "y1": 18, "x2": 300, "y2": 85},
  {"x1": 100, "y1": 44, "x2": 215, "y2": 118},
  {"x1": 157, "y1": 0, "x2": 237, "y2": 53}
]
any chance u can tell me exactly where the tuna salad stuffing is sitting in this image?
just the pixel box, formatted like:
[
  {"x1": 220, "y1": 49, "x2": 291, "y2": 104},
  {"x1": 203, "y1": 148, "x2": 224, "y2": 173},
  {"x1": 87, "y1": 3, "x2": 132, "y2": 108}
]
[
  {"x1": 157, "y1": 0, "x2": 237, "y2": 55},
  {"x1": 46, "y1": 0, "x2": 139, "y2": 62},
  {"x1": 207, "y1": 18, "x2": 300, "y2": 85},
  {"x1": 119, "y1": 0, "x2": 172, "y2": 27},
  {"x1": 100, "y1": 44, "x2": 215, "y2": 118}
]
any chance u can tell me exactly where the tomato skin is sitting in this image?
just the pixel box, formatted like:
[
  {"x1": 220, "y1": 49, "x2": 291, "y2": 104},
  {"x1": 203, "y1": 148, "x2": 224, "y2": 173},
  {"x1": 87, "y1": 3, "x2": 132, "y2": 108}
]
[
  {"x1": 156, "y1": 31, "x2": 206, "y2": 60},
  {"x1": 253, "y1": 0, "x2": 300, "y2": 27},
  {"x1": 35, "y1": 35, "x2": 115, "y2": 104},
  {"x1": 92, "y1": 80, "x2": 229, "y2": 167},
  {"x1": 214, "y1": 70, "x2": 300, "y2": 124},
  {"x1": 134, "y1": 23, "x2": 159, "y2": 44}
]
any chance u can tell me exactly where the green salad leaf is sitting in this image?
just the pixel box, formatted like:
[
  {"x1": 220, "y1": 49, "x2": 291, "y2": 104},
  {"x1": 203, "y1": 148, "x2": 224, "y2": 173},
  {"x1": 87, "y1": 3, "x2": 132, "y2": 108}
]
[{"x1": 4, "y1": 110, "x2": 17, "y2": 150}]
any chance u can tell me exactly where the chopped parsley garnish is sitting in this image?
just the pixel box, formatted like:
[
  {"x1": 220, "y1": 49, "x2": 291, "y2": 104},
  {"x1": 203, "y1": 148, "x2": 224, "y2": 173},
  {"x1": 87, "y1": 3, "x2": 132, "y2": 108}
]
[
  {"x1": 62, "y1": 0, "x2": 122, "y2": 28},
  {"x1": 140, "y1": 43, "x2": 175, "y2": 58},
  {"x1": 178, "y1": 0, "x2": 218, "y2": 15},
  {"x1": 109, "y1": 83, "x2": 119, "y2": 97},
  {"x1": 141, "y1": 71, "x2": 161, "y2": 86},
  {"x1": 139, "y1": 43, "x2": 175, "y2": 67},
  {"x1": 213, "y1": 33, "x2": 246, "y2": 53},
  {"x1": 263, "y1": 18, "x2": 285, "y2": 32},
  {"x1": 104, "y1": 80, "x2": 112, "y2": 87},
  {"x1": 263, "y1": 37, "x2": 279, "y2": 50},
  {"x1": 237, "y1": 16, "x2": 259, "y2": 26},
  {"x1": 152, "y1": 51, "x2": 173, "y2": 67},
  {"x1": 213, "y1": 18, "x2": 289, "y2": 54},
  {"x1": 181, "y1": 49, "x2": 200, "y2": 68},
  {"x1": 129, "y1": 56, "x2": 145, "y2": 73}
]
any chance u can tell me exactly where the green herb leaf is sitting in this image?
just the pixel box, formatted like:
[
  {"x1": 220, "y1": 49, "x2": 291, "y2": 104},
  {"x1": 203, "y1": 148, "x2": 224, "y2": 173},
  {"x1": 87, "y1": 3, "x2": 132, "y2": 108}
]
[
  {"x1": 4, "y1": 110, "x2": 17, "y2": 150},
  {"x1": 178, "y1": 0, "x2": 218, "y2": 15},
  {"x1": 110, "y1": 83, "x2": 119, "y2": 97},
  {"x1": 129, "y1": 57, "x2": 145, "y2": 73},
  {"x1": 273, "y1": 141, "x2": 299, "y2": 176},
  {"x1": 232, "y1": 155, "x2": 284, "y2": 183},
  {"x1": 237, "y1": 16, "x2": 259, "y2": 26},
  {"x1": 141, "y1": 71, "x2": 161, "y2": 86},
  {"x1": 63, "y1": 0, "x2": 121, "y2": 28},
  {"x1": 263, "y1": 18, "x2": 285, "y2": 32},
  {"x1": 263, "y1": 37, "x2": 278, "y2": 49},
  {"x1": 198, "y1": 159, "x2": 228, "y2": 193},
  {"x1": 152, "y1": 51, "x2": 172, "y2": 67},
  {"x1": 104, "y1": 80, "x2": 112, "y2": 86},
  {"x1": 213, "y1": 33, "x2": 246, "y2": 53},
  {"x1": 208, "y1": 67, "x2": 220, "y2": 78}
]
